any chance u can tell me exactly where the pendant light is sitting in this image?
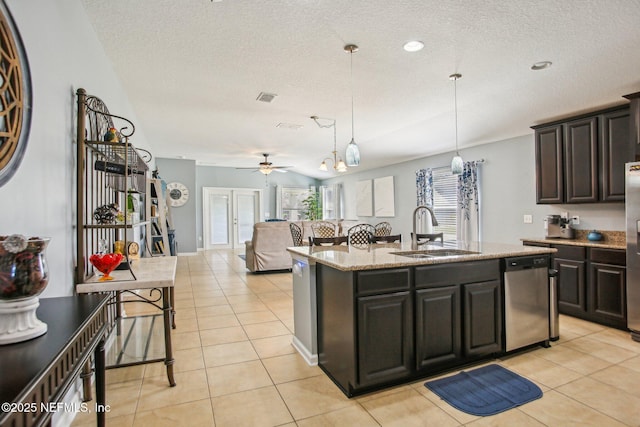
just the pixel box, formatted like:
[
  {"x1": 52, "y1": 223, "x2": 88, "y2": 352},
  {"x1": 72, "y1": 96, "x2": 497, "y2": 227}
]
[
  {"x1": 344, "y1": 44, "x2": 360, "y2": 167},
  {"x1": 450, "y1": 73, "x2": 463, "y2": 175},
  {"x1": 312, "y1": 116, "x2": 347, "y2": 173}
]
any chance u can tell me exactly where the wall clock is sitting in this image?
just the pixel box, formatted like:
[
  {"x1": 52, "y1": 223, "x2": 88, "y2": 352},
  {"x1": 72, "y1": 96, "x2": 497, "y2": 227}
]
[
  {"x1": 0, "y1": 1, "x2": 33, "y2": 187},
  {"x1": 166, "y1": 182, "x2": 189, "y2": 207},
  {"x1": 127, "y1": 241, "x2": 140, "y2": 259}
]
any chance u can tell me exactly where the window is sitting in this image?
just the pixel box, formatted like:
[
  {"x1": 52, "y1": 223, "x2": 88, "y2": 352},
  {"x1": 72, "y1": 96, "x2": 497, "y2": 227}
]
[
  {"x1": 432, "y1": 168, "x2": 457, "y2": 240},
  {"x1": 276, "y1": 186, "x2": 313, "y2": 220},
  {"x1": 320, "y1": 184, "x2": 343, "y2": 219}
]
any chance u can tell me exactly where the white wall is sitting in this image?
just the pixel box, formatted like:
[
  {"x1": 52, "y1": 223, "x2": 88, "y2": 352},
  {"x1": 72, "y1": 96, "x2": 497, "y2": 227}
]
[
  {"x1": 0, "y1": 1, "x2": 154, "y2": 297},
  {"x1": 321, "y1": 134, "x2": 625, "y2": 244}
]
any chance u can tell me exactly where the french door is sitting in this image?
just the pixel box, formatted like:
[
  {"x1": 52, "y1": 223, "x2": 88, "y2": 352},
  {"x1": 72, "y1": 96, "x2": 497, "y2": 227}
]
[{"x1": 203, "y1": 187, "x2": 262, "y2": 249}]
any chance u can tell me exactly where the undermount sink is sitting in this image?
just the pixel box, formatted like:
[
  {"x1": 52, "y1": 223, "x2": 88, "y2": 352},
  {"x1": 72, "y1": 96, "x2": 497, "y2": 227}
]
[{"x1": 391, "y1": 249, "x2": 480, "y2": 258}]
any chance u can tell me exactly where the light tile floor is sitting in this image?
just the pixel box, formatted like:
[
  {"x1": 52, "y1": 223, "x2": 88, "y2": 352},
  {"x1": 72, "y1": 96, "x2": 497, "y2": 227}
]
[{"x1": 71, "y1": 249, "x2": 640, "y2": 426}]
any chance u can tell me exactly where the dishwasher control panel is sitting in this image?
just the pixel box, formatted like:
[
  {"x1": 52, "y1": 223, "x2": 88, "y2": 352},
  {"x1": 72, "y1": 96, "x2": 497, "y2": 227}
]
[{"x1": 504, "y1": 255, "x2": 549, "y2": 271}]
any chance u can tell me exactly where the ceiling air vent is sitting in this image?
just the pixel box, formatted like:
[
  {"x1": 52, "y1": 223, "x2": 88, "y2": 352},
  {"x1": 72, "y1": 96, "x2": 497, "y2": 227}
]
[
  {"x1": 256, "y1": 92, "x2": 277, "y2": 103},
  {"x1": 276, "y1": 123, "x2": 303, "y2": 130}
]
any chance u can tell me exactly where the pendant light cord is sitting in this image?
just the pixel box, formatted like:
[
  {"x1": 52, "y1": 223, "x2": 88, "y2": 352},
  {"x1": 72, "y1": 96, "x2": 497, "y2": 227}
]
[
  {"x1": 350, "y1": 49, "x2": 355, "y2": 141},
  {"x1": 454, "y1": 76, "x2": 459, "y2": 155},
  {"x1": 333, "y1": 119, "x2": 337, "y2": 154}
]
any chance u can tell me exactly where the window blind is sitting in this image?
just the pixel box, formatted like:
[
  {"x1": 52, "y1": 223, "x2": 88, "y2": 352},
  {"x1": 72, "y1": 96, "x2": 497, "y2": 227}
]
[{"x1": 432, "y1": 168, "x2": 457, "y2": 240}]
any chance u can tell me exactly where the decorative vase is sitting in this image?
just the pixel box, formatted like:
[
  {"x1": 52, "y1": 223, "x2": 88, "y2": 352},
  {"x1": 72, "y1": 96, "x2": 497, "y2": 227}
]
[
  {"x1": 587, "y1": 230, "x2": 603, "y2": 241},
  {"x1": 0, "y1": 235, "x2": 50, "y2": 345}
]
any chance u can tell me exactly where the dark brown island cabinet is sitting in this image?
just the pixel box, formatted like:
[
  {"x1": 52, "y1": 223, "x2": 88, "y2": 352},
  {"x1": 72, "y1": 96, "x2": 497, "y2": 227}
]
[
  {"x1": 533, "y1": 105, "x2": 630, "y2": 204},
  {"x1": 316, "y1": 259, "x2": 503, "y2": 397}
]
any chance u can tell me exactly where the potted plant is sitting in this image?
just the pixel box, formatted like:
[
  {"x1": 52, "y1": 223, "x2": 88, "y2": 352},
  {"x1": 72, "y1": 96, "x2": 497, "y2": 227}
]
[{"x1": 301, "y1": 192, "x2": 322, "y2": 220}]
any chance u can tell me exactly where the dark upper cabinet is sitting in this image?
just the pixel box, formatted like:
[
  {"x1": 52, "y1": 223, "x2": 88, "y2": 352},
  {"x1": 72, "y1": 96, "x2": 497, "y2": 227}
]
[
  {"x1": 601, "y1": 109, "x2": 631, "y2": 201},
  {"x1": 535, "y1": 124, "x2": 564, "y2": 203},
  {"x1": 533, "y1": 106, "x2": 630, "y2": 204},
  {"x1": 623, "y1": 91, "x2": 640, "y2": 160},
  {"x1": 564, "y1": 117, "x2": 598, "y2": 203}
]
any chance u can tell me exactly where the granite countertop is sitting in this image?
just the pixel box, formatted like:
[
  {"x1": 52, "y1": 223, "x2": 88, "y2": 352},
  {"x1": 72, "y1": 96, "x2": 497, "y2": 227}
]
[
  {"x1": 522, "y1": 230, "x2": 626, "y2": 250},
  {"x1": 287, "y1": 241, "x2": 556, "y2": 271}
]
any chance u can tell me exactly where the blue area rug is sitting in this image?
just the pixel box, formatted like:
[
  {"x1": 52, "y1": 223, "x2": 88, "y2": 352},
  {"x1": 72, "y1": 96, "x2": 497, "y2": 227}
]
[{"x1": 424, "y1": 364, "x2": 542, "y2": 416}]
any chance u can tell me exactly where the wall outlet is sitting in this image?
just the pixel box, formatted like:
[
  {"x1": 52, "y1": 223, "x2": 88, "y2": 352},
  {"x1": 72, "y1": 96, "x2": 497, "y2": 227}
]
[
  {"x1": 571, "y1": 215, "x2": 580, "y2": 225},
  {"x1": 523, "y1": 214, "x2": 533, "y2": 224}
]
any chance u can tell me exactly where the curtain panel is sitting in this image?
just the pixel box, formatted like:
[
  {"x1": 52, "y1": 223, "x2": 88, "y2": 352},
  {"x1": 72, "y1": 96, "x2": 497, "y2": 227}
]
[
  {"x1": 415, "y1": 168, "x2": 433, "y2": 207},
  {"x1": 457, "y1": 161, "x2": 480, "y2": 242}
]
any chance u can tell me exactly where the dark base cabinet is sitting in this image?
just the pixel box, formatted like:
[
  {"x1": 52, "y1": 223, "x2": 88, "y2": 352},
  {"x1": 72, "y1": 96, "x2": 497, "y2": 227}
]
[
  {"x1": 464, "y1": 280, "x2": 502, "y2": 357},
  {"x1": 524, "y1": 241, "x2": 627, "y2": 330},
  {"x1": 589, "y1": 262, "x2": 626, "y2": 327},
  {"x1": 555, "y1": 259, "x2": 587, "y2": 315},
  {"x1": 357, "y1": 292, "x2": 413, "y2": 387},
  {"x1": 415, "y1": 286, "x2": 461, "y2": 370},
  {"x1": 317, "y1": 259, "x2": 502, "y2": 397}
]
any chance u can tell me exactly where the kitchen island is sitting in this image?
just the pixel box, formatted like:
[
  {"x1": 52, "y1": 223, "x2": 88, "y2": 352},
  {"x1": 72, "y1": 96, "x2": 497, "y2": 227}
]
[{"x1": 288, "y1": 241, "x2": 556, "y2": 397}]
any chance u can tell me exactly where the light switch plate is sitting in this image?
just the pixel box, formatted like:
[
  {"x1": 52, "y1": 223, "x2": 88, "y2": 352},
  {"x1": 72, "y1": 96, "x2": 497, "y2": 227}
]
[{"x1": 524, "y1": 214, "x2": 533, "y2": 224}]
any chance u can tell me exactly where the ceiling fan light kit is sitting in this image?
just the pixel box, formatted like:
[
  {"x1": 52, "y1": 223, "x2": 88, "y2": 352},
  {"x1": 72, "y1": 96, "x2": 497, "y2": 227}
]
[{"x1": 235, "y1": 153, "x2": 291, "y2": 176}]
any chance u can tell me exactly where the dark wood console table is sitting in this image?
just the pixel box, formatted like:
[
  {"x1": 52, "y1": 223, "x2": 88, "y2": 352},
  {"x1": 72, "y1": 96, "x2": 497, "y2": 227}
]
[{"x1": 0, "y1": 294, "x2": 109, "y2": 427}]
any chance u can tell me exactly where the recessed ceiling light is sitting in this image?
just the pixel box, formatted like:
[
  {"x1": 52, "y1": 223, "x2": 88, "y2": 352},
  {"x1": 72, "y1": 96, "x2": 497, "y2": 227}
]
[
  {"x1": 403, "y1": 40, "x2": 424, "y2": 52},
  {"x1": 531, "y1": 61, "x2": 552, "y2": 70}
]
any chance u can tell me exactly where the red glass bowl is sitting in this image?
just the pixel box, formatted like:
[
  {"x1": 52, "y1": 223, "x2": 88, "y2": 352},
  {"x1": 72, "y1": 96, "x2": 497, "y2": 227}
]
[{"x1": 89, "y1": 253, "x2": 124, "y2": 281}]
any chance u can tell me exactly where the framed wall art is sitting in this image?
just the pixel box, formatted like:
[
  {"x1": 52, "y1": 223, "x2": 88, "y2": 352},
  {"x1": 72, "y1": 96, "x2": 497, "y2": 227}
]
[
  {"x1": 374, "y1": 176, "x2": 395, "y2": 217},
  {"x1": 356, "y1": 179, "x2": 373, "y2": 217},
  {"x1": 0, "y1": 1, "x2": 32, "y2": 187}
]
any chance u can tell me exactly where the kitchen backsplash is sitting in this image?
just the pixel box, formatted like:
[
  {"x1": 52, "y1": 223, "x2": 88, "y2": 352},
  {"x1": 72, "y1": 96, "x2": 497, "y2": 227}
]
[{"x1": 573, "y1": 229, "x2": 626, "y2": 245}]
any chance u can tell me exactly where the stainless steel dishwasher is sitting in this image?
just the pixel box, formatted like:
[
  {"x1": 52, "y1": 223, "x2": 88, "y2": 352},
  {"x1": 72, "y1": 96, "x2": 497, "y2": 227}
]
[{"x1": 504, "y1": 255, "x2": 550, "y2": 352}]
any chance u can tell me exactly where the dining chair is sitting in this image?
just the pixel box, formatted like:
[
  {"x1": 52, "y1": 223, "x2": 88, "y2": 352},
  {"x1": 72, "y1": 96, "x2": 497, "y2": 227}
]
[
  {"x1": 309, "y1": 235, "x2": 349, "y2": 246},
  {"x1": 374, "y1": 221, "x2": 392, "y2": 236},
  {"x1": 371, "y1": 233, "x2": 402, "y2": 243},
  {"x1": 289, "y1": 222, "x2": 304, "y2": 246},
  {"x1": 411, "y1": 232, "x2": 444, "y2": 244},
  {"x1": 347, "y1": 223, "x2": 375, "y2": 246},
  {"x1": 311, "y1": 221, "x2": 337, "y2": 238}
]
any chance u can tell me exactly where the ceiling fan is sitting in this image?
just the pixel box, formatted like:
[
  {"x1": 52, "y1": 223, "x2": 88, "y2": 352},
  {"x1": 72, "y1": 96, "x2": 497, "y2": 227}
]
[{"x1": 236, "y1": 153, "x2": 292, "y2": 175}]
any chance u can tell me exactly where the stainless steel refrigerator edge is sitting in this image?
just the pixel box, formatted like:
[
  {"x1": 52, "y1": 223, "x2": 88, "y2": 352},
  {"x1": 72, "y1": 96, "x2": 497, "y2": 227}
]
[{"x1": 625, "y1": 162, "x2": 640, "y2": 342}]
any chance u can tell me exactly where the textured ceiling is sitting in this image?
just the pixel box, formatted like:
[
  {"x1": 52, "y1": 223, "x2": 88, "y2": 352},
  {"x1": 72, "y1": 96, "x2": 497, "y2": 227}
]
[{"x1": 80, "y1": 0, "x2": 640, "y2": 178}]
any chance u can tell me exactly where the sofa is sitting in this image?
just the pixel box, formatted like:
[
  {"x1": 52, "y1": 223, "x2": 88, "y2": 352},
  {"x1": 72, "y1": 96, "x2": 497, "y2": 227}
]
[{"x1": 245, "y1": 219, "x2": 359, "y2": 272}]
